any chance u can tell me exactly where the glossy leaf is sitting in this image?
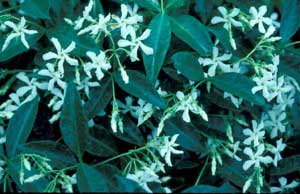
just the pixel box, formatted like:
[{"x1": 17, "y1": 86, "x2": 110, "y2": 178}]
[
  {"x1": 210, "y1": 73, "x2": 266, "y2": 106},
  {"x1": 60, "y1": 82, "x2": 89, "y2": 159},
  {"x1": 280, "y1": 0, "x2": 300, "y2": 41},
  {"x1": 132, "y1": 0, "x2": 160, "y2": 12},
  {"x1": 17, "y1": 141, "x2": 77, "y2": 168},
  {"x1": 20, "y1": 0, "x2": 51, "y2": 19},
  {"x1": 77, "y1": 163, "x2": 109, "y2": 192},
  {"x1": 114, "y1": 70, "x2": 166, "y2": 109},
  {"x1": 142, "y1": 14, "x2": 171, "y2": 84},
  {"x1": 84, "y1": 78, "x2": 112, "y2": 120},
  {"x1": 172, "y1": 51, "x2": 204, "y2": 81},
  {"x1": 171, "y1": 15, "x2": 213, "y2": 54},
  {"x1": 6, "y1": 96, "x2": 40, "y2": 157}
]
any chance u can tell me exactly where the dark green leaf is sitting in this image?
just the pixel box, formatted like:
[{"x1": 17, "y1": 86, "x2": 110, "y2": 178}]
[
  {"x1": 77, "y1": 163, "x2": 109, "y2": 192},
  {"x1": 60, "y1": 82, "x2": 89, "y2": 159},
  {"x1": 183, "y1": 182, "x2": 239, "y2": 193},
  {"x1": 86, "y1": 126, "x2": 118, "y2": 157},
  {"x1": 210, "y1": 73, "x2": 266, "y2": 106},
  {"x1": 270, "y1": 155, "x2": 300, "y2": 175},
  {"x1": 132, "y1": 0, "x2": 160, "y2": 12},
  {"x1": 163, "y1": 115, "x2": 205, "y2": 152},
  {"x1": 142, "y1": 14, "x2": 171, "y2": 84},
  {"x1": 84, "y1": 78, "x2": 112, "y2": 120},
  {"x1": 20, "y1": 0, "x2": 51, "y2": 19},
  {"x1": 171, "y1": 15, "x2": 213, "y2": 54},
  {"x1": 6, "y1": 96, "x2": 40, "y2": 157},
  {"x1": 280, "y1": 0, "x2": 300, "y2": 41},
  {"x1": 112, "y1": 116, "x2": 145, "y2": 146},
  {"x1": 17, "y1": 141, "x2": 77, "y2": 169},
  {"x1": 172, "y1": 51, "x2": 204, "y2": 81},
  {"x1": 165, "y1": 0, "x2": 188, "y2": 13},
  {"x1": 114, "y1": 70, "x2": 166, "y2": 109}
]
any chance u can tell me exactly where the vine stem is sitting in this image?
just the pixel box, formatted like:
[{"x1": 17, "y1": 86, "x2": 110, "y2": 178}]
[
  {"x1": 194, "y1": 156, "x2": 209, "y2": 185},
  {"x1": 93, "y1": 146, "x2": 149, "y2": 168}
]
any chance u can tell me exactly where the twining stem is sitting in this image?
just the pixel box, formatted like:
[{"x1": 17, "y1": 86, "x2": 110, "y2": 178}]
[
  {"x1": 94, "y1": 146, "x2": 149, "y2": 168},
  {"x1": 194, "y1": 156, "x2": 209, "y2": 185}
]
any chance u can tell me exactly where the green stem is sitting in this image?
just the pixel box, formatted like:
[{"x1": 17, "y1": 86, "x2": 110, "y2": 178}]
[
  {"x1": 93, "y1": 146, "x2": 149, "y2": 168},
  {"x1": 0, "y1": 5, "x2": 20, "y2": 14},
  {"x1": 194, "y1": 157, "x2": 209, "y2": 185},
  {"x1": 284, "y1": 40, "x2": 300, "y2": 48}
]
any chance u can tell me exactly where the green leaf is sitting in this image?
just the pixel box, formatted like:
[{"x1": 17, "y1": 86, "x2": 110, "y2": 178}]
[
  {"x1": 163, "y1": 115, "x2": 205, "y2": 152},
  {"x1": 84, "y1": 78, "x2": 112, "y2": 120},
  {"x1": 142, "y1": 14, "x2": 171, "y2": 84},
  {"x1": 112, "y1": 116, "x2": 145, "y2": 146},
  {"x1": 170, "y1": 15, "x2": 213, "y2": 54},
  {"x1": 165, "y1": 0, "x2": 188, "y2": 13},
  {"x1": 17, "y1": 141, "x2": 77, "y2": 169},
  {"x1": 115, "y1": 175, "x2": 146, "y2": 192},
  {"x1": 6, "y1": 96, "x2": 40, "y2": 157},
  {"x1": 270, "y1": 155, "x2": 300, "y2": 175},
  {"x1": 208, "y1": 25, "x2": 232, "y2": 51},
  {"x1": 132, "y1": 0, "x2": 160, "y2": 12},
  {"x1": 0, "y1": 27, "x2": 44, "y2": 62},
  {"x1": 172, "y1": 51, "x2": 204, "y2": 81},
  {"x1": 60, "y1": 82, "x2": 89, "y2": 160},
  {"x1": 77, "y1": 163, "x2": 109, "y2": 192},
  {"x1": 86, "y1": 126, "x2": 118, "y2": 157},
  {"x1": 280, "y1": 0, "x2": 300, "y2": 41},
  {"x1": 183, "y1": 182, "x2": 239, "y2": 193},
  {"x1": 114, "y1": 70, "x2": 166, "y2": 109},
  {"x1": 47, "y1": 24, "x2": 100, "y2": 56},
  {"x1": 20, "y1": 0, "x2": 51, "y2": 19},
  {"x1": 210, "y1": 73, "x2": 266, "y2": 106}
]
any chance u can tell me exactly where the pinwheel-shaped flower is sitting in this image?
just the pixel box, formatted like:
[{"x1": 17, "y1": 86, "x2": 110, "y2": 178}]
[
  {"x1": 211, "y1": 6, "x2": 242, "y2": 30},
  {"x1": 243, "y1": 144, "x2": 273, "y2": 170},
  {"x1": 2, "y1": 17, "x2": 38, "y2": 51},
  {"x1": 84, "y1": 51, "x2": 111, "y2": 81},
  {"x1": 43, "y1": 38, "x2": 79, "y2": 75},
  {"x1": 118, "y1": 26, "x2": 153, "y2": 62},
  {"x1": 249, "y1": 5, "x2": 273, "y2": 33}
]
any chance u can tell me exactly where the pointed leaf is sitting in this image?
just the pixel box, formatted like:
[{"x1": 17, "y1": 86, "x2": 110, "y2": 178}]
[
  {"x1": 172, "y1": 51, "x2": 204, "y2": 81},
  {"x1": 77, "y1": 163, "x2": 109, "y2": 192},
  {"x1": 114, "y1": 70, "x2": 166, "y2": 109},
  {"x1": 6, "y1": 96, "x2": 40, "y2": 157},
  {"x1": 60, "y1": 82, "x2": 89, "y2": 159},
  {"x1": 142, "y1": 14, "x2": 171, "y2": 83},
  {"x1": 171, "y1": 15, "x2": 213, "y2": 54}
]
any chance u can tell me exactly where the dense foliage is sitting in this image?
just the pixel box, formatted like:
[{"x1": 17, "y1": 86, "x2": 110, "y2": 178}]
[{"x1": 0, "y1": 0, "x2": 300, "y2": 193}]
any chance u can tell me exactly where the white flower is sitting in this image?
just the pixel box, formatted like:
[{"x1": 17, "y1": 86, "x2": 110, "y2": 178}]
[
  {"x1": 0, "y1": 126, "x2": 6, "y2": 145},
  {"x1": 23, "y1": 158, "x2": 31, "y2": 171},
  {"x1": 249, "y1": 5, "x2": 273, "y2": 33},
  {"x1": 120, "y1": 66, "x2": 129, "y2": 84},
  {"x1": 270, "y1": 177, "x2": 299, "y2": 193},
  {"x1": 38, "y1": 63, "x2": 66, "y2": 92},
  {"x1": 111, "y1": 102, "x2": 123, "y2": 133},
  {"x1": 252, "y1": 71, "x2": 277, "y2": 102},
  {"x1": 48, "y1": 88, "x2": 65, "y2": 123},
  {"x1": 77, "y1": 77, "x2": 100, "y2": 98},
  {"x1": 60, "y1": 174, "x2": 77, "y2": 193},
  {"x1": 74, "y1": 0, "x2": 94, "y2": 30},
  {"x1": 175, "y1": 90, "x2": 208, "y2": 123},
  {"x1": 198, "y1": 47, "x2": 232, "y2": 77},
  {"x1": 118, "y1": 26, "x2": 153, "y2": 62},
  {"x1": 23, "y1": 174, "x2": 44, "y2": 183},
  {"x1": 273, "y1": 76, "x2": 294, "y2": 104},
  {"x1": 84, "y1": 51, "x2": 111, "y2": 81},
  {"x1": 243, "y1": 144, "x2": 273, "y2": 170},
  {"x1": 211, "y1": 6, "x2": 242, "y2": 30},
  {"x1": 243, "y1": 120, "x2": 265, "y2": 147},
  {"x1": 157, "y1": 134, "x2": 183, "y2": 166},
  {"x1": 78, "y1": 14, "x2": 111, "y2": 35},
  {"x1": 43, "y1": 38, "x2": 78, "y2": 75},
  {"x1": 270, "y1": 138, "x2": 286, "y2": 167},
  {"x1": 112, "y1": 4, "x2": 143, "y2": 38},
  {"x1": 224, "y1": 92, "x2": 243, "y2": 108},
  {"x1": 16, "y1": 72, "x2": 47, "y2": 102},
  {"x1": 2, "y1": 17, "x2": 38, "y2": 51},
  {"x1": 264, "y1": 109, "x2": 286, "y2": 138},
  {"x1": 126, "y1": 166, "x2": 161, "y2": 193}
]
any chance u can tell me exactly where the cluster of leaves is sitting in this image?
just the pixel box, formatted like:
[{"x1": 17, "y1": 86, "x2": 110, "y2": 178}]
[{"x1": 0, "y1": 0, "x2": 300, "y2": 193}]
